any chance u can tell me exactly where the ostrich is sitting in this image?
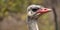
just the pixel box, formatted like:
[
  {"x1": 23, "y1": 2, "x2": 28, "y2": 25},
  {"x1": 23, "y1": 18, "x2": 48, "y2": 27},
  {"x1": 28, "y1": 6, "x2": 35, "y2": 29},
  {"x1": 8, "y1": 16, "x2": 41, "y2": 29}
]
[{"x1": 27, "y1": 4, "x2": 52, "y2": 30}]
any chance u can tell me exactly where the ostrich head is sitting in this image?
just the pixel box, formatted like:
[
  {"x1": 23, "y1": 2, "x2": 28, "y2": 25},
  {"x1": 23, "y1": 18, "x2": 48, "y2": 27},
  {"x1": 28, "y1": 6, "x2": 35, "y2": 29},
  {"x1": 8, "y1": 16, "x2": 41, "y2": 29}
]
[
  {"x1": 27, "y1": 5, "x2": 52, "y2": 17},
  {"x1": 27, "y1": 5, "x2": 52, "y2": 30}
]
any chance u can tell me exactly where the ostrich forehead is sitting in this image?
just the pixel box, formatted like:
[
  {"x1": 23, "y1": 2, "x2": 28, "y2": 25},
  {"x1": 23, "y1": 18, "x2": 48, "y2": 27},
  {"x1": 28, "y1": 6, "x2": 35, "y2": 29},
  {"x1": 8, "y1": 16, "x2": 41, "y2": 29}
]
[
  {"x1": 27, "y1": 5, "x2": 44, "y2": 10},
  {"x1": 29, "y1": 5, "x2": 40, "y2": 8}
]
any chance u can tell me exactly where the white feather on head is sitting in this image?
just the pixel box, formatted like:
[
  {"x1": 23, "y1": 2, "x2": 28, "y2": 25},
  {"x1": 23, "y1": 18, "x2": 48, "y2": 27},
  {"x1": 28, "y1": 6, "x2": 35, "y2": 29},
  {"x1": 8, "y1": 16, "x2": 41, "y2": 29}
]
[{"x1": 27, "y1": 4, "x2": 44, "y2": 16}]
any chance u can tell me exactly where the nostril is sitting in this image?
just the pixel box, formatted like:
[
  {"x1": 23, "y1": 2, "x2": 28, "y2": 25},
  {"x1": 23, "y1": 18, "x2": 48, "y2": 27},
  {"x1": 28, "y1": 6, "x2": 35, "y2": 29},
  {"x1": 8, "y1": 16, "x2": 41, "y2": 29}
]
[{"x1": 44, "y1": 9, "x2": 47, "y2": 10}]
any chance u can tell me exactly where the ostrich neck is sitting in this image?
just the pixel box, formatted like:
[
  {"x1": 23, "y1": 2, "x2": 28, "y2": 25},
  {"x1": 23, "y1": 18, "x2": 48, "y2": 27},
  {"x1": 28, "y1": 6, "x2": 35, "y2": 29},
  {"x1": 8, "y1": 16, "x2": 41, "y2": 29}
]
[{"x1": 27, "y1": 16, "x2": 39, "y2": 30}]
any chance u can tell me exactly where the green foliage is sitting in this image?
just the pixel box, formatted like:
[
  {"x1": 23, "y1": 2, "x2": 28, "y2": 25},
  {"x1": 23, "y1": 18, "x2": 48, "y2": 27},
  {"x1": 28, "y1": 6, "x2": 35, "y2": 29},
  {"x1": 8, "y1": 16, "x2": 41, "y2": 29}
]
[
  {"x1": 0, "y1": 0, "x2": 43, "y2": 16},
  {"x1": 0, "y1": 0, "x2": 28, "y2": 16}
]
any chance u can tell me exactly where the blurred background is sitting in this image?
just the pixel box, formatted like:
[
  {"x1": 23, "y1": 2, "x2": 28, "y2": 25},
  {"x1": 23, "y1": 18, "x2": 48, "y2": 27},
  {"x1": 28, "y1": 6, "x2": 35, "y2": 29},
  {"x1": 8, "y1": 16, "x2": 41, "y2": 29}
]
[{"x1": 0, "y1": 0, "x2": 59, "y2": 30}]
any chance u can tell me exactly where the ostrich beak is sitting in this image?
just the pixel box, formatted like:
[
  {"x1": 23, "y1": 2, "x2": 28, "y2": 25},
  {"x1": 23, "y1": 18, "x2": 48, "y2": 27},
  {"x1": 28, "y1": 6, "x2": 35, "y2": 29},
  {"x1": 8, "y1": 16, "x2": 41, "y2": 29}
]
[
  {"x1": 36, "y1": 8, "x2": 52, "y2": 15},
  {"x1": 47, "y1": 8, "x2": 52, "y2": 12}
]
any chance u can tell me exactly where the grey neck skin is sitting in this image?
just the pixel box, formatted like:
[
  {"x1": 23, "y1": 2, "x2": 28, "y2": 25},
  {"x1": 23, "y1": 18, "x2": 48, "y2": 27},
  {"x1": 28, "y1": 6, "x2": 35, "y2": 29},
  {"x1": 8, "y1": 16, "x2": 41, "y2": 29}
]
[{"x1": 27, "y1": 16, "x2": 39, "y2": 30}]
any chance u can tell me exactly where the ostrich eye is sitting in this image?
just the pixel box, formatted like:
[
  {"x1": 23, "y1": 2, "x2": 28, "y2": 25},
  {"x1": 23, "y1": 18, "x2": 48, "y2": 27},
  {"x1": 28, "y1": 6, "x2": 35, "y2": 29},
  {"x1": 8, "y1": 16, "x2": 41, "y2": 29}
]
[{"x1": 32, "y1": 8, "x2": 39, "y2": 12}]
